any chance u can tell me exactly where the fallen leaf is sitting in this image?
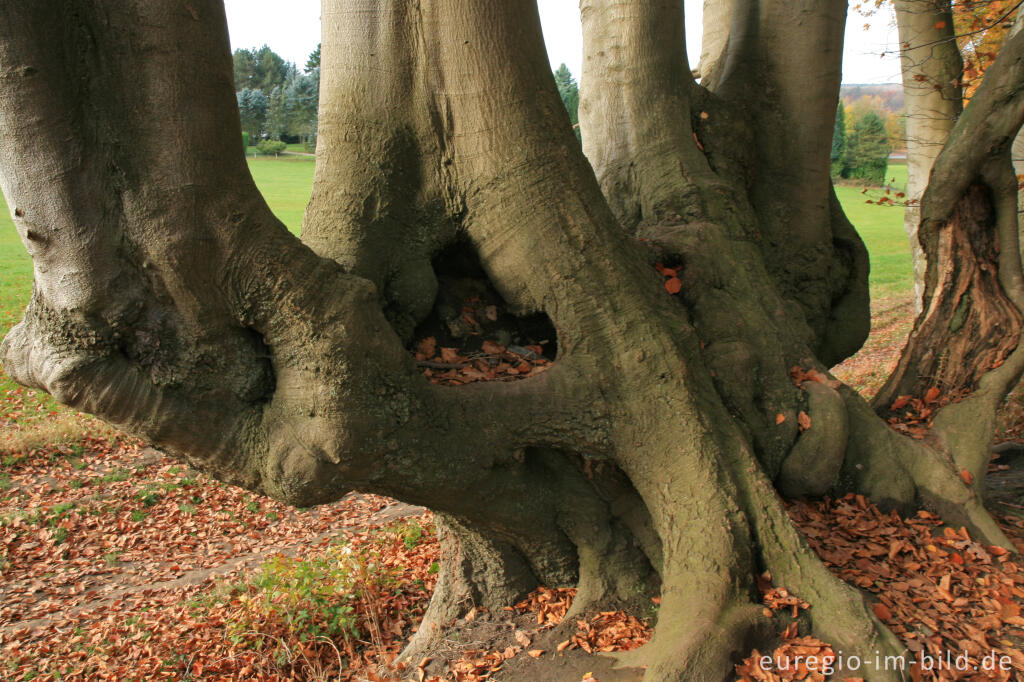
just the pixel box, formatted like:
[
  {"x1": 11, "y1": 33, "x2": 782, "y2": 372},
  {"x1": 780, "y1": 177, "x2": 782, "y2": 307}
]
[{"x1": 892, "y1": 395, "x2": 911, "y2": 410}]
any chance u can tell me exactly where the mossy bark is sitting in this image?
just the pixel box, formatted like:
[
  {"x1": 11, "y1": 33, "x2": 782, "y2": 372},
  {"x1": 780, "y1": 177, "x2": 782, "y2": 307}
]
[{"x1": 1, "y1": 1, "x2": 1024, "y2": 681}]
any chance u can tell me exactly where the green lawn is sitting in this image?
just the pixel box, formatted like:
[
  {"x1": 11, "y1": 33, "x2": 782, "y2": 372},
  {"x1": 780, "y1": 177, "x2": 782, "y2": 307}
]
[
  {"x1": 244, "y1": 155, "x2": 316, "y2": 234},
  {"x1": 835, "y1": 164, "x2": 913, "y2": 300},
  {"x1": 0, "y1": 193, "x2": 29, "y2": 340}
]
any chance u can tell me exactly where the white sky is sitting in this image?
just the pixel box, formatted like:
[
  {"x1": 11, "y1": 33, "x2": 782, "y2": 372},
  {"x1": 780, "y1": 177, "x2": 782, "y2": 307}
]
[{"x1": 222, "y1": 0, "x2": 902, "y2": 85}]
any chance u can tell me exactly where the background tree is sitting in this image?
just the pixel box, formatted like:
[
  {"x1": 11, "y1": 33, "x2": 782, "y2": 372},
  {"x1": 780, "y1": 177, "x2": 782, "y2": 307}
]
[
  {"x1": 306, "y1": 43, "x2": 321, "y2": 72},
  {"x1": 4, "y1": 1, "x2": 1024, "y2": 680},
  {"x1": 285, "y1": 70, "x2": 320, "y2": 148},
  {"x1": 236, "y1": 87, "x2": 268, "y2": 141},
  {"x1": 232, "y1": 44, "x2": 291, "y2": 93},
  {"x1": 264, "y1": 85, "x2": 289, "y2": 140},
  {"x1": 553, "y1": 63, "x2": 581, "y2": 142},
  {"x1": 831, "y1": 99, "x2": 848, "y2": 177},
  {"x1": 845, "y1": 109, "x2": 891, "y2": 184}
]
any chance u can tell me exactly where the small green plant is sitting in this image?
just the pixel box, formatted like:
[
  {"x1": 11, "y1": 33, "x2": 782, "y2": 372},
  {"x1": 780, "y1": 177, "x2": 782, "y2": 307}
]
[
  {"x1": 68, "y1": 479, "x2": 85, "y2": 489},
  {"x1": 242, "y1": 548, "x2": 362, "y2": 644},
  {"x1": 46, "y1": 502, "x2": 75, "y2": 526},
  {"x1": 53, "y1": 527, "x2": 68, "y2": 544},
  {"x1": 0, "y1": 472, "x2": 10, "y2": 491},
  {"x1": 130, "y1": 509, "x2": 147, "y2": 523},
  {"x1": 98, "y1": 467, "x2": 131, "y2": 483},
  {"x1": 177, "y1": 502, "x2": 197, "y2": 515},
  {"x1": 103, "y1": 551, "x2": 122, "y2": 565},
  {"x1": 137, "y1": 490, "x2": 162, "y2": 507},
  {"x1": 393, "y1": 518, "x2": 424, "y2": 550}
]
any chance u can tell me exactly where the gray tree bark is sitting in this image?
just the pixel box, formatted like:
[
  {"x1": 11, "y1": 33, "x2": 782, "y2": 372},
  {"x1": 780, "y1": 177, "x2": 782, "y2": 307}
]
[
  {"x1": 895, "y1": 0, "x2": 963, "y2": 313},
  {"x1": 1, "y1": 1, "x2": 1022, "y2": 681}
]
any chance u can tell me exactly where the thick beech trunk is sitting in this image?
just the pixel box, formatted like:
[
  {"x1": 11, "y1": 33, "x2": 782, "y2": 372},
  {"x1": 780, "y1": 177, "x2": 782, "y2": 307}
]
[
  {"x1": 1, "y1": 1, "x2": 1023, "y2": 681},
  {"x1": 895, "y1": 0, "x2": 963, "y2": 312}
]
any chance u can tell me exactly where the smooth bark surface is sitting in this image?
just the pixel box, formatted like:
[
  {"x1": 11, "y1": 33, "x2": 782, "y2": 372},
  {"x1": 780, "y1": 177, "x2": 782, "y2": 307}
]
[{"x1": 895, "y1": 0, "x2": 963, "y2": 312}]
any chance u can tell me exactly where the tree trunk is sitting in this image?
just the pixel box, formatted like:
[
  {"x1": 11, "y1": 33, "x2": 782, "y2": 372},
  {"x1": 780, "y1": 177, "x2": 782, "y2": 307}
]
[
  {"x1": 0, "y1": 1, "x2": 1022, "y2": 681},
  {"x1": 694, "y1": 0, "x2": 735, "y2": 85},
  {"x1": 895, "y1": 0, "x2": 963, "y2": 313}
]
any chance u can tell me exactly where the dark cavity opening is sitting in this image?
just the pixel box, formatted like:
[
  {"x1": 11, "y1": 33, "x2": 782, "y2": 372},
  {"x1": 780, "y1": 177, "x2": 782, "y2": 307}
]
[{"x1": 410, "y1": 237, "x2": 558, "y2": 385}]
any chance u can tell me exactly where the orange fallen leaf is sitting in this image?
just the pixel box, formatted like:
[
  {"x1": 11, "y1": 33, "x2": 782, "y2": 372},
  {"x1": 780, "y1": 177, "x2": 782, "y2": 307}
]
[
  {"x1": 655, "y1": 263, "x2": 678, "y2": 277},
  {"x1": 797, "y1": 411, "x2": 811, "y2": 432},
  {"x1": 959, "y1": 470, "x2": 974, "y2": 485},
  {"x1": 527, "y1": 649, "x2": 544, "y2": 658},
  {"x1": 870, "y1": 602, "x2": 891, "y2": 621},
  {"x1": 775, "y1": 413, "x2": 786, "y2": 425},
  {"x1": 924, "y1": 386, "x2": 941, "y2": 404},
  {"x1": 664, "y1": 277, "x2": 682, "y2": 294},
  {"x1": 481, "y1": 340, "x2": 505, "y2": 355},
  {"x1": 891, "y1": 395, "x2": 911, "y2": 410}
]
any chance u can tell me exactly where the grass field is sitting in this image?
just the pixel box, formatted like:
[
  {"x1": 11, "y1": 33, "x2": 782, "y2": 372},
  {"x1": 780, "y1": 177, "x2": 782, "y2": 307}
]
[{"x1": 245, "y1": 155, "x2": 316, "y2": 233}]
